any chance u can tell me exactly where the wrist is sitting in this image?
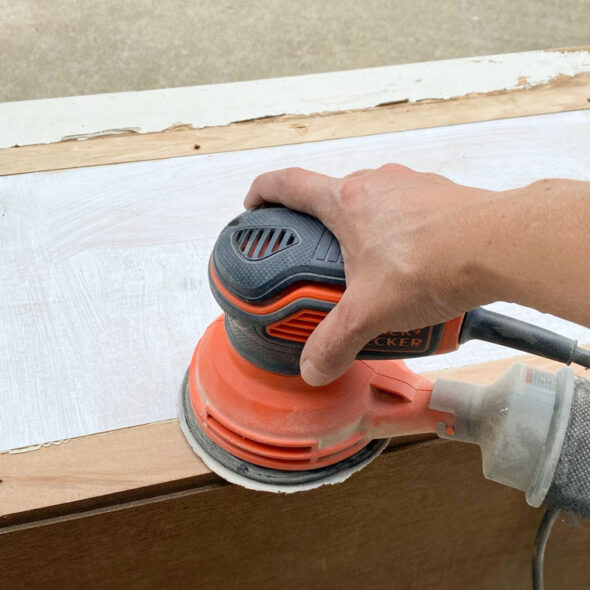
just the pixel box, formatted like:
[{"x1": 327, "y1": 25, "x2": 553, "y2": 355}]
[
  {"x1": 463, "y1": 181, "x2": 561, "y2": 309},
  {"x1": 452, "y1": 187, "x2": 524, "y2": 309}
]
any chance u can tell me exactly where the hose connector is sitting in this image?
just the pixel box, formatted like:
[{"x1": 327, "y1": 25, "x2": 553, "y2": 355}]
[{"x1": 429, "y1": 363, "x2": 575, "y2": 507}]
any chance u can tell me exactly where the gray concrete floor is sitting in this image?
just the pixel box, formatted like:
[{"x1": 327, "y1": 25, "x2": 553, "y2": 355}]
[{"x1": 1, "y1": 0, "x2": 589, "y2": 103}]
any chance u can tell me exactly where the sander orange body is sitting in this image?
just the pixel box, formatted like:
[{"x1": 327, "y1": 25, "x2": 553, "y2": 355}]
[{"x1": 180, "y1": 206, "x2": 590, "y2": 491}]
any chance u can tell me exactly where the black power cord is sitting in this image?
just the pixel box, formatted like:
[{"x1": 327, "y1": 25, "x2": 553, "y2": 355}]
[
  {"x1": 532, "y1": 506, "x2": 560, "y2": 590},
  {"x1": 460, "y1": 308, "x2": 590, "y2": 370}
]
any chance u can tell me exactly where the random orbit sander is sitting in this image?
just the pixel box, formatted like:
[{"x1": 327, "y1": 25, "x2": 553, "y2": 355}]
[{"x1": 180, "y1": 206, "x2": 590, "y2": 515}]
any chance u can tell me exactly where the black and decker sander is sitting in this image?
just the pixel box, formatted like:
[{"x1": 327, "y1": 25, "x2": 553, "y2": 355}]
[{"x1": 180, "y1": 206, "x2": 590, "y2": 513}]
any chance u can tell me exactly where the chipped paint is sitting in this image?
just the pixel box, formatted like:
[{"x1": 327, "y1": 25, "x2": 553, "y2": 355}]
[
  {"x1": 0, "y1": 48, "x2": 588, "y2": 149},
  {"x1": 61, "y1": 127, "x2": 140, "y2": 141},
  {"x1": 4, "y1": 440, "x2": 70, "y2": 454}
]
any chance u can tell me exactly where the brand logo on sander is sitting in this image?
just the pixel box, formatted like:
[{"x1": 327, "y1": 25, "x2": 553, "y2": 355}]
[{"x1": 363, "y1": 328, "x2": 433, "y2": 353}]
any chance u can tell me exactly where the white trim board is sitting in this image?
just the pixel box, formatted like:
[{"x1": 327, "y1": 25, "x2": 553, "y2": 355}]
[
  {"x1": 1, "y1": 49, "x2": 589, "y2": 149},
  {"x1": 1, "y1": 110, "x2": 589, "y2": 452}
]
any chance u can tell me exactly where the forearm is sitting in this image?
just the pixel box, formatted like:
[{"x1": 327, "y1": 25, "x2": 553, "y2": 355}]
[{"x1": 470, "y1": 179, "x2": 590, "y2": 327}]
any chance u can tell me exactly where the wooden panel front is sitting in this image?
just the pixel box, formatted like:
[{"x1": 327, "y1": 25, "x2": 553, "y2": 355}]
[{"x1": 3, "y1": 440, "x2": 590, "y2": 589}]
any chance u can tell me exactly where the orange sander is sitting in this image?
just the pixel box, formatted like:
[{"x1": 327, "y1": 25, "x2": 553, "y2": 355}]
[{"x1": 180, "y1": 205, "x2": 590, "y2": 492}]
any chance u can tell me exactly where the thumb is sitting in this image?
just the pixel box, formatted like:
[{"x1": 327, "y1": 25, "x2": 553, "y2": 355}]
[{"x1": 300, "y1": 290, "x2": 372, "y2": 386}]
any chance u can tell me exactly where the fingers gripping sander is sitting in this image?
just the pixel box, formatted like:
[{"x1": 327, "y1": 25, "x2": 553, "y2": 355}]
[{"x1": 180, "y1": 206, "x2": 590, "y2": 492}]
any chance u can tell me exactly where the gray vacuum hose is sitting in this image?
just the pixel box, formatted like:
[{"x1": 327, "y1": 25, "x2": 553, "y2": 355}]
[{"x1": 544, "y1": 377, "x2": 590, "y2": 516}]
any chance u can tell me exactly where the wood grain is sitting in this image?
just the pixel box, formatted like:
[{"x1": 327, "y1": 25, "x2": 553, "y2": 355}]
[
  {"x1": 2, "y1": 351, "x2": 588, "y2": 527},
  {"x1": 0, "y1": 421, "x2": 214, "y2": 525},
  {"x1": 1, "y1": 72, "x2": 589, "y2": 176},
  {"x1": 2, "y1": 439, "x2": 590, "y2": 589}
]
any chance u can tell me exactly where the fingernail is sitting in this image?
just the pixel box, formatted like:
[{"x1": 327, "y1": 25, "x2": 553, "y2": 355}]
[{"x1": 301, "y1": 359, "x2": 330, "y2": 386}]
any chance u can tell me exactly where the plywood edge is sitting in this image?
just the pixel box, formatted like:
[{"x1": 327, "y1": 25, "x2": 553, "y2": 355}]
[
  {"x1": 1, "y1": 71, "x2": 589, "y2": 176},
  {"x1": 2, "y1": 350, "x2": 588, "y2": 526}
]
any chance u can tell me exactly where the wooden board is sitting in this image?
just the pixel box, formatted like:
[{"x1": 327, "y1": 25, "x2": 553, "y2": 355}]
[
  {"x1": 3, "y1": 437, "x2": 590, "y2": 589},
  {"x1": 3, "y1": 47, "x2": 588, "y2": 150},
  {"x1": 2, "y1": 53, "x2": 590, "y2": 589},
  {"x1": 1, "y1": 70, "x2": 589, "y2": 176},
  {"x1": 2, "y1": 110, "x2": 590, "y2": 454},
  {"x1": 2, "y1": 351, "x2": 589, "y2": 527}
]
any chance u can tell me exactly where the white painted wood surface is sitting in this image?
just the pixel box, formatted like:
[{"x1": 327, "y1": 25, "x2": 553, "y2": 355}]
[
  {"x1": 0, "y1": 49, "x2": 589, "y2": 148},
  {"x1": 1, "y1": 110, "x2": 590, "y2": 452}
]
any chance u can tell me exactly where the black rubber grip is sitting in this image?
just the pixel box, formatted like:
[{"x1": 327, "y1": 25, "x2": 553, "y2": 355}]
[{"x1": 212, "y1": 206, "x2": 345, "y2": 303}]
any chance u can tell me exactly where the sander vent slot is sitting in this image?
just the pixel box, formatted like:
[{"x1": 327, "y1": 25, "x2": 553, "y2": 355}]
[
  {"x1": 233, "y1": 227, "x2": 299, "y2": 260},
  {"x1": 313, "y1": 229, "x2": 343, "y2": 263},
  {"x1": 206, "y1": 413, "x2": 313, "y2": 460},
  {"x1": 266, "y1": 310, "x2": 327, "y2": 343}
]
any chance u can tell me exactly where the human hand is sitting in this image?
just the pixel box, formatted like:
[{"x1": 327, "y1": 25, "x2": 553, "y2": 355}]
[{"x1": 244, "y1": 164, "x2": 502, "y2": 385}]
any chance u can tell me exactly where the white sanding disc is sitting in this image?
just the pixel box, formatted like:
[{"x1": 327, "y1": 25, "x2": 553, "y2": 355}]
[{"x1": 179, "y1": 388, "x2": 388, "y2": 494}]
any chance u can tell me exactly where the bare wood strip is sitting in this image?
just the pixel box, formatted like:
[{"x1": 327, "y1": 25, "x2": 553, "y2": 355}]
[
  {"x1": 1, "y1": 72, "x2": 589, "y2": 176},
  {"x1": 1, "y1": 350, "x2": 588, "y2": 525},
  {"x1": 0, "y1": 420, "x2": 214, "y2": 525}
]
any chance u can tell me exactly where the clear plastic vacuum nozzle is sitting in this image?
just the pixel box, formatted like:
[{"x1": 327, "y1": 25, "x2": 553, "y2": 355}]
[{"x1": 429, "y1": 363, "x2": 575, "y2": 508}]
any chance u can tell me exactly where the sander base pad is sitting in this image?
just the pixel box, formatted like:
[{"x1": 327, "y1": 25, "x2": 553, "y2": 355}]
[{"x1": 179, "y1": 369, "x2": 389, "y2": 493}]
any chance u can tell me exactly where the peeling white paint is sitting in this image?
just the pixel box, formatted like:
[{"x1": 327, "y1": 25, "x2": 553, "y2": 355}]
[
  {"x1": 3, "y1": 440, "x2": 70, "y2": 454},
  {"x1": 0, "y1": 49, "x2": 588, "y2": 149},
  {"x1": 61, "y1": 127, "x2": 141, "y2": 141}
]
